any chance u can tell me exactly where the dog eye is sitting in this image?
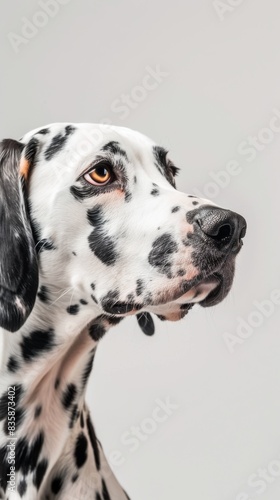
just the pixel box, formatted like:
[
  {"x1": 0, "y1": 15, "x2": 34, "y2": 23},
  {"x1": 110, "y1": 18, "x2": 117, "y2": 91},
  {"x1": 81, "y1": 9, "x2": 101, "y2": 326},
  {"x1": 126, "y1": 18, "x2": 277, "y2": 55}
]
[{"x1": 84, "y1": 164, "x2": 113, "y2": 186}]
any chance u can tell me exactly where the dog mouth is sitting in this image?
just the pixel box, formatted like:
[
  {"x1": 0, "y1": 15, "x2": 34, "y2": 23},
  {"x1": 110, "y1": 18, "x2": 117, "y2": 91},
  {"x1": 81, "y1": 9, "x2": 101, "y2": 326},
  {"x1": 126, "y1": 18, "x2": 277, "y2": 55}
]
[
  {"x1": 100, "y1": 265, "x2": 234, "y2": 337},
  {"x1": 198, "y1": 274, "x2": 226, "y2": 307},
  {"x1": 102, "y1": 301, "x2": 143, "y2": 315},
  {"x1": 102, "y1": 269, "x2": 232, "y2": 317},
  {"x1": 166, "y1": 271, "x2": 231, "y2": 309}
]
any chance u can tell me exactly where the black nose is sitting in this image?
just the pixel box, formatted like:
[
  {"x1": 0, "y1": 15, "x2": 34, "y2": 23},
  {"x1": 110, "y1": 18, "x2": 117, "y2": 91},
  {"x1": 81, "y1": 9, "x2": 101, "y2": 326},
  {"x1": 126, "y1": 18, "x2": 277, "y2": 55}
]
[{"x1": 194, "y1": 206, "x2": 247, "y2": 252}]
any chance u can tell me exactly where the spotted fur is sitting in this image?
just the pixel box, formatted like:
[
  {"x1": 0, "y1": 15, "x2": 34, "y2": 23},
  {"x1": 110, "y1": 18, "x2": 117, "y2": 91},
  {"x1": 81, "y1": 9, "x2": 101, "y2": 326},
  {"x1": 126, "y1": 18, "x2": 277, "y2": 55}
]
[{"x1": 0, "y1": 123, "x2": 246, "y2": 499}]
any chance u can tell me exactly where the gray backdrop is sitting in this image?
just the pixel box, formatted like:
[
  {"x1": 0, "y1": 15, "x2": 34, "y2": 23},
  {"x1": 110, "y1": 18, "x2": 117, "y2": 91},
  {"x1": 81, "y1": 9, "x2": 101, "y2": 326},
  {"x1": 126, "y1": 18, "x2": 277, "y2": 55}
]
[{"x1": 1, "y1": 1, "x2": 279, "y2": 499}]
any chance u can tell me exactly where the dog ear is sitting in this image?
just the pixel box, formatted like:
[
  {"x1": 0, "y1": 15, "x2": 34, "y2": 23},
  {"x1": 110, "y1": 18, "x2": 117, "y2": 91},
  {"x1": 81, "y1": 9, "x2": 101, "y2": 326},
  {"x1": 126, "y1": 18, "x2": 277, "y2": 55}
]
[{"x1": 0, "y1": 139, "x2": 39, "y2": 332}]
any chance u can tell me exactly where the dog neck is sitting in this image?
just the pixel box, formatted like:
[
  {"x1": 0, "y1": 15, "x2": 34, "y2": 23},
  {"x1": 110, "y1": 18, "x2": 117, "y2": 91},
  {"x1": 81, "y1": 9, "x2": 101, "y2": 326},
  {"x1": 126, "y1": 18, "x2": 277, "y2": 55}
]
[{"x1": 0, "y1": 280, "x2": 128, "y2": 499}]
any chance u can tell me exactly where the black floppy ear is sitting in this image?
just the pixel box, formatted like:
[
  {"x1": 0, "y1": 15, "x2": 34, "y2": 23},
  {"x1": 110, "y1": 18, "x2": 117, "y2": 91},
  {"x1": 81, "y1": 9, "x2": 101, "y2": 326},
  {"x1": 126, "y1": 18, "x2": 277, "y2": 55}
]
[{"x1": 0, "y1": 139, "x2": 38, "y2": 332}]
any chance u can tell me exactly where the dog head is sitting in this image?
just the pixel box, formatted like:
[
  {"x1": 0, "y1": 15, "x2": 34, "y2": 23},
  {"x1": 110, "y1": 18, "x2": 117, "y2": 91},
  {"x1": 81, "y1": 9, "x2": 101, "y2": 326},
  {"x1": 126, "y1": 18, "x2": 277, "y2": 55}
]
[{"x1": 0, "y1": 123, "x2": 246, "y2": 332}]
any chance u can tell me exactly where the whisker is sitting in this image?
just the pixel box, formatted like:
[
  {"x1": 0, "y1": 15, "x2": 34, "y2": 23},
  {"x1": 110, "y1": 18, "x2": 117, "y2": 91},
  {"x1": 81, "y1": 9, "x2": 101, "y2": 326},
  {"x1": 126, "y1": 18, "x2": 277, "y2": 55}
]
[{"x1": 50, "y1": 287, "x2": 74, "y2": 306}]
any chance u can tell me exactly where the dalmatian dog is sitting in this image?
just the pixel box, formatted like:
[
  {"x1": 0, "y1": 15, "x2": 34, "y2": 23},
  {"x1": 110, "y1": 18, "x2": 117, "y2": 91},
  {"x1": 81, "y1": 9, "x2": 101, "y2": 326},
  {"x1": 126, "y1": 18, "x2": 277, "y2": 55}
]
[{"x1": 0, "y1": 123, "x2": 246, "y2": 499}]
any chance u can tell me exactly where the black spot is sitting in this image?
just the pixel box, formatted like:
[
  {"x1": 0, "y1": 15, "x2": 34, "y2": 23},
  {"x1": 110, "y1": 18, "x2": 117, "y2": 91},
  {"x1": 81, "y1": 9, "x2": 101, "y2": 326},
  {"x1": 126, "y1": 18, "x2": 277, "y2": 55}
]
[
  {"x1": 157, "y1": 314, "x2": 166, "y2": 321},
  {"x1": 0, "y1": 446, "x2": 9, "y2": 491},
  {"x1": 7, "y1": 356, "x2": 19, "y2": 372},
  {"x1": 17, "y1": 478, "x2": 27, "y2": 497},
  {"x1": 134, "y1": 176, "x2": 137, "y2": 183},
  {"x1": 188, "y1": 195, "x2": 196, "y2": 198},
  {"x1": 106, "y1": 315, "x2": 123, "y2": 326},
  {"x1": 88, "y1": 230, "x2": 117, "y2": 266},
  {"x1": 100, "y1": 290, "x2": 119, "y2": 314},
  {"x1": 37, "y1": 285, "x2": 50, "y2": 303},
  {"x1": 143, "y1": 292, "x2": 153, "y2": 305},
  {"x1": 74, "y1": 432, "x2": 88, "y2": 468},
  {"x1": 80, "y1": 412, "x2": 84, "y2": 428},
  {"x1": 87, "y1": 205, "x2": 103, "y2": 227},
  {"x1": 72, "y1": 473, "x2": 79, "y2": 483},
  {"x1": 24, "y1": 137, "x2": 39, "y2": 168},
  {"x1": 102, "y1": 301, "x2": 141, "y2": 315},
  {"x1": 45, "y1": 125, "x2": 75, "y2": 160},
  {"x1": 125, "y1": 191, "x2": 132, "y2": 202},
  {"x1": 102, "y1": 478, "x2": 111, "y2": 500},
  {"x1": 89, "y1": 323, "x2": 106, "y2": 342},
  {"x1": 192, "y1": 201, "x2": 199, "y2": 206},
  {"x1": 14, "y1": 437, "x2": 29, "y2": 473},
  {"x1": 62, "y1": 384, "x2": 77, "y2": 409},
  {"x1": 87, "y1": 206, "x2": 118, "y2": 266},
  {"x1": 20, "y1": 328, "x2": 55, "y2": 362},
  {"x1": 91, "y1": 294, "x2": 98, "y2": 304},
  {"x1": 55, "y1": 378, "x2": 60, "y2": 390},
  {"x1": 28, "y1": 432, "x2": 44, "y2": 471},
  {"x1": 177, "y1": 269, "x2": 185, "y2": 276},
  {"x1": 70, "y1": 183, "x2": 99, "y2": 202},
  {"x1": 51, "y1": 476, "x2": 64, "y2": 494},
  {"x1": 33, "y1": 458, "x2": 48, "y2": 490},
  {"x1": 69, "y1": 404, "x2": 79, "y2": 429},
  {"x1": 36, "y1": 128, "x2": 49, "y2": 135},
  {"x1": 16, "y1": 432, "x2": 44, "y2": 474},
  {"x1": 171, "y1": 206, "x2": 180, "y2": 213},
  {"x1": 66, "y1": 304, "x2": 80, "y2": 315},
  {"x1": 153, "y1": 146, "x2": 167, "y2": 173},
  {"x1": 136, "y1": 313, "x2": 155, "y2": 336},
  {"x1": 34, "y1": 405, "x2": 42, "y2": 418},
  {"x1": 148, "y1": 233, "x2": 178, "y2": 276},
  {"x1": 86, "y1": 415, "x2": 100, "y2": 470},
  {"x1": 180, "y1": 304, "x2": 193, "y2": 311},
  {"x1": 36, "y1": 239, "x2": 56, "y2": 252},
  {"x1": 102, "y1": 141, "x2": 128, "y2": 159},
  {"x1": 153, "y1": 145, "x2": 176, "y2": 187},
  {"x1": 136, "y1": 279, "x2": 144, "y2": 296},
  {"x1": 90, "y1": 283, "x2": 96, "y2": 290},
  {"x1": 81, "y1": 352, "x2": 95, "y2": 388},
  {"x1": 151, "y1": 188, "x2": 159, "y2": 196},
  {"x1": 80, "y1": 299, "x2": 88, "y2": 305},
  {"x1": 72, "y1": 251, "x2": 77, "y2": 256}
]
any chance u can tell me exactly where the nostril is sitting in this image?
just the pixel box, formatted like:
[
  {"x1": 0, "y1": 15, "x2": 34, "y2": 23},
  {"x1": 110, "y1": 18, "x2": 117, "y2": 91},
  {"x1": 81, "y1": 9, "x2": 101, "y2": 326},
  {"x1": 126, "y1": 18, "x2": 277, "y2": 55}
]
[
  {"x1": 196, "y1": 215, "x2": 233, "y2": 242},
  {"x1": 211, "y1": 223, "x2": 232, "y2": 241},
  {"x1": 192, "y1": 206, "x2": 246, "y2": 251}
]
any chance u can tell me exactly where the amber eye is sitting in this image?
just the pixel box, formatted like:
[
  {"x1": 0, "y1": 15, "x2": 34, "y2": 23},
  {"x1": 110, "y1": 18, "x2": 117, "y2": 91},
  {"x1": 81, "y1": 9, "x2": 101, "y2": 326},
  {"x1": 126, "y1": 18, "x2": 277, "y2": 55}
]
[{"x1": 84, "y1": 164, "x2": 112, "y2": 186}]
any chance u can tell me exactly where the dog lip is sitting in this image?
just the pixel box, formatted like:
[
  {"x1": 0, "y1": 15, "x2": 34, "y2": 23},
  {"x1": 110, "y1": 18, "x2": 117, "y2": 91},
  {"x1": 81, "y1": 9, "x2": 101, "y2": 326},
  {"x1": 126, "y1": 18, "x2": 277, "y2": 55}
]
[
  {"x1": 181, "y1": 273, "x2": 217, "y2": 294},
  {"x1": 199, "y1": 277, "x2": 223, "y2": 307},
  {"x1": 103, "y1": 301, "x2": 142, "y2": 315},
  {"x1": 179, "y1": 272, "x2": 222, "y2": 304}
]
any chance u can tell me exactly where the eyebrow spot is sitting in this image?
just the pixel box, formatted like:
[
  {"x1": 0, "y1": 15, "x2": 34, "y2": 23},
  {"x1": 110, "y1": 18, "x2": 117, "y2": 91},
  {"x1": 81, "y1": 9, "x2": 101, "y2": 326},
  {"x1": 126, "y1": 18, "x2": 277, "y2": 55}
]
[
  {"x1": 45, "y1": 125, "x2": 75, "y2": 161},
  {"x1": 102, "y1": 141, "x2": 128, "y2": 160}
]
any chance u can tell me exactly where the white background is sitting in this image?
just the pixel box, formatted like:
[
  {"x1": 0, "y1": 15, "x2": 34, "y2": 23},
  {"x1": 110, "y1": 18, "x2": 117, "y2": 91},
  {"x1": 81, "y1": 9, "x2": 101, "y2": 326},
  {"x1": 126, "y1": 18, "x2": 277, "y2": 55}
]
[{"x1": 0, "y1": 1, "x2": 279, "y2": 499}]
